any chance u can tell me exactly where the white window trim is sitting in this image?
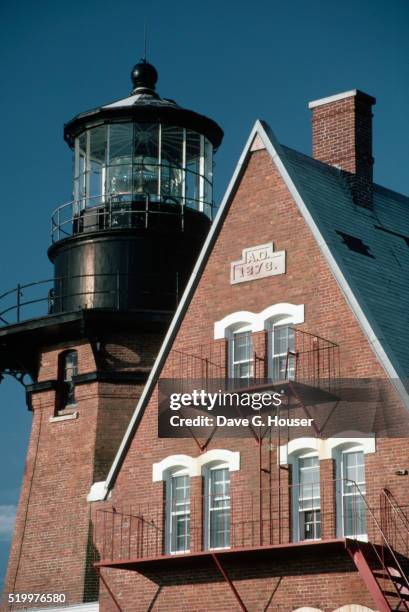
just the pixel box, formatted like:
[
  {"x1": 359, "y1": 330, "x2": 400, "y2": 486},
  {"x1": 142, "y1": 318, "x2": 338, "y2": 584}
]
[
  {"x1": 203, "y1": 461, "x2": 231, "y2": 551},
  {"x1": 281, "y1": 437, "x2": 373, "y2": 543},
  {"x1": 279, "y1": 435, "x2": 375, "y2": 465},
  {"x1": 214, "y1": 303, "x2": 304, "y2": 339},
  {"x1": 153, "y1": 449, "x2": 240, "y2": 482}
]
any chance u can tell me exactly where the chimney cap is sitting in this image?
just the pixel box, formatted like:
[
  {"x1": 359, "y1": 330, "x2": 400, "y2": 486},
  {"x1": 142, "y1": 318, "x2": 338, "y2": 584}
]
[{"x1": 308, "y1": 89, "x2": 376, "y2": 109}]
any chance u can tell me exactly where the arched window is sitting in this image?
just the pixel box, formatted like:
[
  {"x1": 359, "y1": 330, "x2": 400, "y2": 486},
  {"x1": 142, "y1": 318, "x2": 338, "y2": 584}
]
[
  {"x1": 57, "y1": 350, "x2": 78, "y2": 412},
  {"x1": 153, "y1": 450, "x2": 239, "y2": 554},
  {"x1": 334, "y1": 443, "x2": 367, "y2": 539},
  {"x1": 214, "y1": 304, "x2": 304, "y2": 383},
  {"x1": 203, "y1": 461, "x2": 231, "y2": 550},
  {"x1": 165, "y1": 467, "x2": 191, "y2": 554}
]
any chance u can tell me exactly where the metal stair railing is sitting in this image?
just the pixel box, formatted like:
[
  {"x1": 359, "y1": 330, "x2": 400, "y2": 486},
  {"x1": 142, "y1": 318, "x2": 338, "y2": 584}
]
[{"x1": 347, "y1": 480, "x2": 409, "y2": 610}]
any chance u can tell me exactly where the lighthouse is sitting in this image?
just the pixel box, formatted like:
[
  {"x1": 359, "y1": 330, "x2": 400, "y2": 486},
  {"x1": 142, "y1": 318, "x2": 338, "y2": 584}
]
[{"x1": 1, "y1": 59, "x2": 223, "y2": 608}]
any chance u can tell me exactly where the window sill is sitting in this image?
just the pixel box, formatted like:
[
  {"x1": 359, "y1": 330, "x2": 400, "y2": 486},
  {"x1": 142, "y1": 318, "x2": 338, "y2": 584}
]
[{"x1": 49, "y1": 410, "x2": 79, "y2": 423}]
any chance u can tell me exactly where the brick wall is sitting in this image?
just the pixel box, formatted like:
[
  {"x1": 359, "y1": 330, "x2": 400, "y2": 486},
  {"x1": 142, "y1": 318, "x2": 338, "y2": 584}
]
[
  {"x1": 93, "y1": 148, "x2": 409, "y2": 611},
  {"x1": 2, "y1": 333, "x2": 162, "y2": 610}
]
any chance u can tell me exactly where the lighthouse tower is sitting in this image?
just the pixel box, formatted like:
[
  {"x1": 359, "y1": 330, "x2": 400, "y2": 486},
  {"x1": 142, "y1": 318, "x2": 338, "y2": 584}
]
[{"x1": 1, "y1": 59, "x2": 223, "y2": 608}]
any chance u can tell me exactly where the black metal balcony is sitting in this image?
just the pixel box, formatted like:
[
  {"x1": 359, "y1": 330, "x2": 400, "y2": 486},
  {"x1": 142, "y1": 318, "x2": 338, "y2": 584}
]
[{"x1": 0, "y1": 272, "x2": 180, "y2": 327}]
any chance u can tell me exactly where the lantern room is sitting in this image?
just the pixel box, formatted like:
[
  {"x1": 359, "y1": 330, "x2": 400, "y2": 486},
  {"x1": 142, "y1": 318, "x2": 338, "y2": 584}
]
[{"x1": 56, "y1": 60, "x2": 223, "y2": 242}]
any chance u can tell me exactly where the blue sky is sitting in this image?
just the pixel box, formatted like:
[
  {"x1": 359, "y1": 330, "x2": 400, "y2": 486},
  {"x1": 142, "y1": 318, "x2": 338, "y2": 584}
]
[{"x1": 0, "y1": 0, "x2": 408, "y2": 590}]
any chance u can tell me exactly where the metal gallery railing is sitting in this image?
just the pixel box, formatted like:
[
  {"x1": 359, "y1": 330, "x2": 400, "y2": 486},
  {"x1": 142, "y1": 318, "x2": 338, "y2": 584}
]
[
  {"x1": 163, "y1": 328, "x2": 340, "y2": 395},
  {"x1": 93, "y1": 479, "x2": 394, "y2": 564},
  {"x1": 0, "y1": 272, "x2": 180, "y2": 326},
  {"x1": 50, "y1": 191, "x2": 214, "y2": 243}
]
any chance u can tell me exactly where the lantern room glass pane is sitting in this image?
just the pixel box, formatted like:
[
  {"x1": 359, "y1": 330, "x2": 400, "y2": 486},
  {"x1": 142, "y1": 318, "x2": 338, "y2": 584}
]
[
  {"x1": 161, "y1": 126, "x2": 184, "y2": 200},
  {"x1": 133, "y1": 124, "x2": 159, "y2": 196},
  {"x1": 107, "y1": 124, "x2": 133, "y2": 197},
  {"x1": 203, "y1": 138, "x2": 213, "y2": 216},
  {"x1": 133, "y1": 123, "x2": 159, "y2": 157},
  {"x1": 89, "y1": 126, "x2": 107, "y2": 201},
  {"x1": 108, "y1": 124, "x2": 133, "y2": 161},
  {"x1": 185, "y1": 131, "x2": 201, "y2": 210},
  {"x1": 78, "y1": 133, "x2": 87, "y2": 194}
]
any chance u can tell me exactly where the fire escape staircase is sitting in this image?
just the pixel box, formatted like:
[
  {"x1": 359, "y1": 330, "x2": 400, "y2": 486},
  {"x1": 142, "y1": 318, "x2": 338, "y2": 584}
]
[{"x1": 346, "y1": 489, "x2": 409, "y2": 612}]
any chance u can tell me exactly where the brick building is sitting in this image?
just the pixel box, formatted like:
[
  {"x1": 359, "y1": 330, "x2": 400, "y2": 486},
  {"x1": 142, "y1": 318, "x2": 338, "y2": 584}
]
[{"x1": 2, "y1": 61, "x2": 409, "y2": 612}]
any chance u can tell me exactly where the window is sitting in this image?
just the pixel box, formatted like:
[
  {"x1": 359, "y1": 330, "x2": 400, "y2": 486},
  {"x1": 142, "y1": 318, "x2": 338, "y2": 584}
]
[
  {"x1": 291, "y1": 452, "x2": 321, "y2": 541},
  {"x1": 57, "y1": 350, "x2": 78, "y2": 412},
  {"x1": 269, "y1": 324, "x2": 295, "y2": 381},
  {"x1": 297, "y1": 455, "x2": 321, "y2": 540},
  {"x1": 339, "y1": 449, "x2": 366, "y2": 538},
  {"x1": 205, "y1": 466, "x2": 231, "y2": 550},
  {"x1": 229, "y1": 329, "x2": 253, "y2": 379},
  {"x1": 166, "y1": 470, "x2": 190, "y2": 554}
]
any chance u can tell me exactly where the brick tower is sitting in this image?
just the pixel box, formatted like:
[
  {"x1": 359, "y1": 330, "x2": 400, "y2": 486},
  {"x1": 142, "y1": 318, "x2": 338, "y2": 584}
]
[{"x1": 0, "y1": 59, "x2": 223, "y2": 609}]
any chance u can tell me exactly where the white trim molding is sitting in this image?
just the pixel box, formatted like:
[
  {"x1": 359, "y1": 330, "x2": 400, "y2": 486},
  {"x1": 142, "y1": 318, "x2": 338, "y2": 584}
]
[
  {"x1": 308, "y1": 89, "x2": 358, "y2": 108},
  {"x1": 87, "y1": 481, "x2": 109, "y2": 502},
  {"x1": 214, "y1": 303, "x2": 304, "y2": 339},
  {"x1": 26, "y1": 604, "x2": 99, "y2": 612},
  {"x1": 153, "y1": 455, "x2": 196, "y2": 482},
  {"x1": 279, "y1": 435, "x2": 375, "y2": 465},
  {"x1": 153, "y1": 449, "x2": 240, "y2": 482}
]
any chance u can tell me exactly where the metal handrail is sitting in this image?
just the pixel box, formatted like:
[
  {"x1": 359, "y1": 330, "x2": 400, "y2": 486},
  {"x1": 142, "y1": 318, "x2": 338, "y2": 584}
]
[
  {"x1": 356, "y1": 482, "x2": 409, "y2": 602},
  {"x1": 50, "y1": 189, "x2": 215, "y2": 243},
  {"x1": 381, "y1": 489, "x2": 409, "y2": 533},
  {"x1": 0, "y1": 271, "x2": 179, "y2": 326}
]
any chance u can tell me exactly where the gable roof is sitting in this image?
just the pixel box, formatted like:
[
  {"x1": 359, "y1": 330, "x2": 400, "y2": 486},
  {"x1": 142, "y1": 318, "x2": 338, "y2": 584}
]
[{"x1": 87, "y1": 120, "x2": 409, "y2": 502}]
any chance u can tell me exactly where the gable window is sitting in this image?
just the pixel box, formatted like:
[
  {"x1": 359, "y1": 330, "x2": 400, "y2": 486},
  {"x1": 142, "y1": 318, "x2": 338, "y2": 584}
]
[
  {"x1": 229, "y1": 329, "x2": 253, "y2": 379},
  {"x1": 204, "y1": 465, "x2": 231, "y2": 550},
  {"x1": 269, "y1": 324, "x2": 295, "y2": 381},
  {"x1": 166, "y1": 469, "x2": 190, "y2": 554},
  {"x1": 57, "y1": 350, "x2": 78, "y2": 412},
  {"x1": 339, "y1": 448, "x2": 366, "y2": 538}
]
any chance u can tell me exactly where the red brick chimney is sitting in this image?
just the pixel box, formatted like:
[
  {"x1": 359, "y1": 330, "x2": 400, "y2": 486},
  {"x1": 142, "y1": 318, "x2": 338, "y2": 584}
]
[{"x1": 309, "y1": 90, "x2": 376, "y2": 208}]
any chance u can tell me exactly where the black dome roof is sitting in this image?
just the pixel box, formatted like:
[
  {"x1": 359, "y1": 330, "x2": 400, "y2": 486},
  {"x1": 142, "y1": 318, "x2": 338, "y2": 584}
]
[{"x1": 64, "y1": 60, "x2": 223, "y2": 150}]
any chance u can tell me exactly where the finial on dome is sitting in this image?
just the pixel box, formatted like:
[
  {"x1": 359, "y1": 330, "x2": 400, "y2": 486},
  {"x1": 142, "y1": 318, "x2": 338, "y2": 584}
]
[{"x1": 131, "y1": 59, "x2": 158, "y2": 94}]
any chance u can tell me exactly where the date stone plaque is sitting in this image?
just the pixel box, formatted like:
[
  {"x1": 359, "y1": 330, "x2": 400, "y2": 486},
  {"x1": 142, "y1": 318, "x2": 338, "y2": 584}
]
[{"x1": 230, "y1": 242, "x2": 286, "y2": 285}]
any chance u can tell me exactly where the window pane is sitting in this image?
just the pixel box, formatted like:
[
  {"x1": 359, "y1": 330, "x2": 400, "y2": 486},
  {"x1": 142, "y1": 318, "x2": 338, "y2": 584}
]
[
  {"x1": 342, "y1": 451, "x2": 366, "y2": 537},
  {"x1": 185, "y1": 130, "x2": 201, "y2": 209},
  {"x1": 64, "y1": 351, "x2": 78, "y2": 382},
  {"x1": 274, "y1": 326, "x2": 294, "y2": 355},
  {"x1": 208, "y1": 469, "x2": 230, "y2": 549},
  {"x1": 298, "y1": 456, "x2": 320, "y2": 540},
  {"x1": 108, "y1": 124, "x2": 133, "y2": 162},
  {"x1": 76, "y1": 133, "x2": 87, "y2": 204},
  {"x1": 169, "y1": 474, "x2": 190, "y2": 553},
  {"x1": 230, "y1": 331, "x2": 253, "y2": 379},
  {"x1": 133, "y1": 124, "x2": 159, "y2": 196},
  {"x1": 161, "y1": 127, "x2": 184, "y2": 200},
  {"x1": 133, "y1": 123, "x2": 159, "y2": 158},
  {"x1": 89, "y1": 126, "x2": 107, "y2": 199},
  {"x1": 343, "y1": 494, "x2": 366, "y2": 537}
]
